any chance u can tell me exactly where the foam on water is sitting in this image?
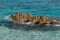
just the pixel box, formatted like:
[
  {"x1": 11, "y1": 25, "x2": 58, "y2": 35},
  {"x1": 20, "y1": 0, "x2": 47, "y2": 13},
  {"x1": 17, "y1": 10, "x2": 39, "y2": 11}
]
[
  {"x1": 4, "y1": 15, "x2": 10, "y2": 19},
  {"x1": 4, "y1": 15, "x2": 13, "y2": 21},
  {"x1": 53, "y1": 24, "x2": 60, "y2": 26},
  {"x1": 22, "y1": 22, "x2": 32, "y2": 24}
]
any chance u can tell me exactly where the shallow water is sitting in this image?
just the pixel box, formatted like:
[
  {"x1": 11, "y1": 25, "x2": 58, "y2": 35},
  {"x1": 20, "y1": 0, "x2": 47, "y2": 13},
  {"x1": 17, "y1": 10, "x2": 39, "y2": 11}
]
[{"x1": 0, "y1": 0, "x2": 60, "y2": 40}]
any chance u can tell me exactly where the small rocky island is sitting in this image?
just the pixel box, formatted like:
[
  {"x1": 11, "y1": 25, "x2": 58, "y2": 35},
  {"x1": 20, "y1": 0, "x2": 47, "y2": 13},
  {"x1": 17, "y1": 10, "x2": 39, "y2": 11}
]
[{"x1": 10, "y1": 12, "x2": 60, "y2": 26}]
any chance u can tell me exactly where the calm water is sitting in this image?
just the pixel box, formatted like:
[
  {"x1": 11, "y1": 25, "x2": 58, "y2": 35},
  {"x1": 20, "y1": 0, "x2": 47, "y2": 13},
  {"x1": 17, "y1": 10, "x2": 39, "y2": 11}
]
[{"x1": 0, "y1": 0, "x2": 60, "y2": 40}]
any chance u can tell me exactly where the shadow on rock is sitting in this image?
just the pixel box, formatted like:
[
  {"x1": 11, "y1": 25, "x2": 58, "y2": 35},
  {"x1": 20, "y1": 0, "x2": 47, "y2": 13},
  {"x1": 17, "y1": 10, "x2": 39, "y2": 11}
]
[{"x1": 0, "y1": 20, "x2": 60, "y2": 31}]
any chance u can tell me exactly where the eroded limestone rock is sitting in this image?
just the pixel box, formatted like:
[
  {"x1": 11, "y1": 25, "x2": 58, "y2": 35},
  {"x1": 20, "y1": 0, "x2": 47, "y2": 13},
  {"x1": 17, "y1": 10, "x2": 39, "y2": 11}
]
[{"x1": 10, "y1": 12, "x2": 58, "y2": 26}]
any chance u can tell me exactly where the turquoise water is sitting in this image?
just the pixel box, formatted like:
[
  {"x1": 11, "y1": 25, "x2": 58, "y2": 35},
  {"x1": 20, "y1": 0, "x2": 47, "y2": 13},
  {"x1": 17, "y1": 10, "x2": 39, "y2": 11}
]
[{"x1": 0, "y1": 0, "x2": 60, "y2": 40}]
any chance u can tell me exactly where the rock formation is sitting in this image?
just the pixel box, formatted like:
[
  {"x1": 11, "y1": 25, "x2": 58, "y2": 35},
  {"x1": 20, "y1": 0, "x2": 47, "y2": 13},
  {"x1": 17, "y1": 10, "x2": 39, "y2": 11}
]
[{"x1": 10, "y1": 12, "x2": 59, "y2": 26}]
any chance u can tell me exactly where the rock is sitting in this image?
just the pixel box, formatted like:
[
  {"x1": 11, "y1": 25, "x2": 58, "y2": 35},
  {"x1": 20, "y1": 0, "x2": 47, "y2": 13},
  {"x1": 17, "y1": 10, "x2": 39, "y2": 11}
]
[
  {"x1": 11, "y1": 14, "x2": 24, "y2": 24},
  {"x1": 49, "y1": 20, "x2": 58, "y2": 24},
  {"x1": 34, "y1": 20, "x2": 43, "y2": 25},
  {"x1": 11, "y1": 14, "x2": 18, "y2": 24},
  {"x1": 40, "y1": 16, "x2": 49, "y2": 23},
  {"x1": 32, "y1": 16, "x2": 44, "y2": 25},
  {"x1": 10, "y1": 12, "x2": 59, "y2": 26},
  {"x1": 26, "y1": 14, "x2": 33, "y2": 22},
  {"x1": 32, "y1": 16, "x2": 40, "y2": 21}
]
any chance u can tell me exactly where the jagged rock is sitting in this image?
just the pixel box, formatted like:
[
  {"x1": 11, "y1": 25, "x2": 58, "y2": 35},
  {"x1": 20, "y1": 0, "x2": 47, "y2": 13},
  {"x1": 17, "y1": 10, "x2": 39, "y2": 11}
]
[
  {"x1": 11, "y1": 13, "x2": 25, "y2": 24},
  {"x1": 26, "y1": 14, "x2": 33, "y2": 22},
  {"x1": 10, "y1": 12, "x2": 59, "y2": 26}
]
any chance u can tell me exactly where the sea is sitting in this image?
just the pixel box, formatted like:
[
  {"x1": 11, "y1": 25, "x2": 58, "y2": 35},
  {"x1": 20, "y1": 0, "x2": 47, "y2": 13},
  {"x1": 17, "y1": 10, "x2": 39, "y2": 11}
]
[{"x1": 0, "y1": 0, "x2": 60, "y2": 40}]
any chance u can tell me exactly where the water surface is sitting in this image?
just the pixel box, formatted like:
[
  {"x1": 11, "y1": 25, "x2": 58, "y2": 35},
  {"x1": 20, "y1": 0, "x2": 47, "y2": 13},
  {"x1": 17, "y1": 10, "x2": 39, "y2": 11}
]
[{"x1": 0, "y1": 0, "x2": 60, "y2": 40}]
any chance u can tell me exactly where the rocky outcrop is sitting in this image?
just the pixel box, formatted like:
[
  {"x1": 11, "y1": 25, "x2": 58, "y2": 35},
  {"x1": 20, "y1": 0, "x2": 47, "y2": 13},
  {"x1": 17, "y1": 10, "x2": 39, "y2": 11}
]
[{"x1": 11, "y1": 12, "x2": 58, "y2": 25}]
